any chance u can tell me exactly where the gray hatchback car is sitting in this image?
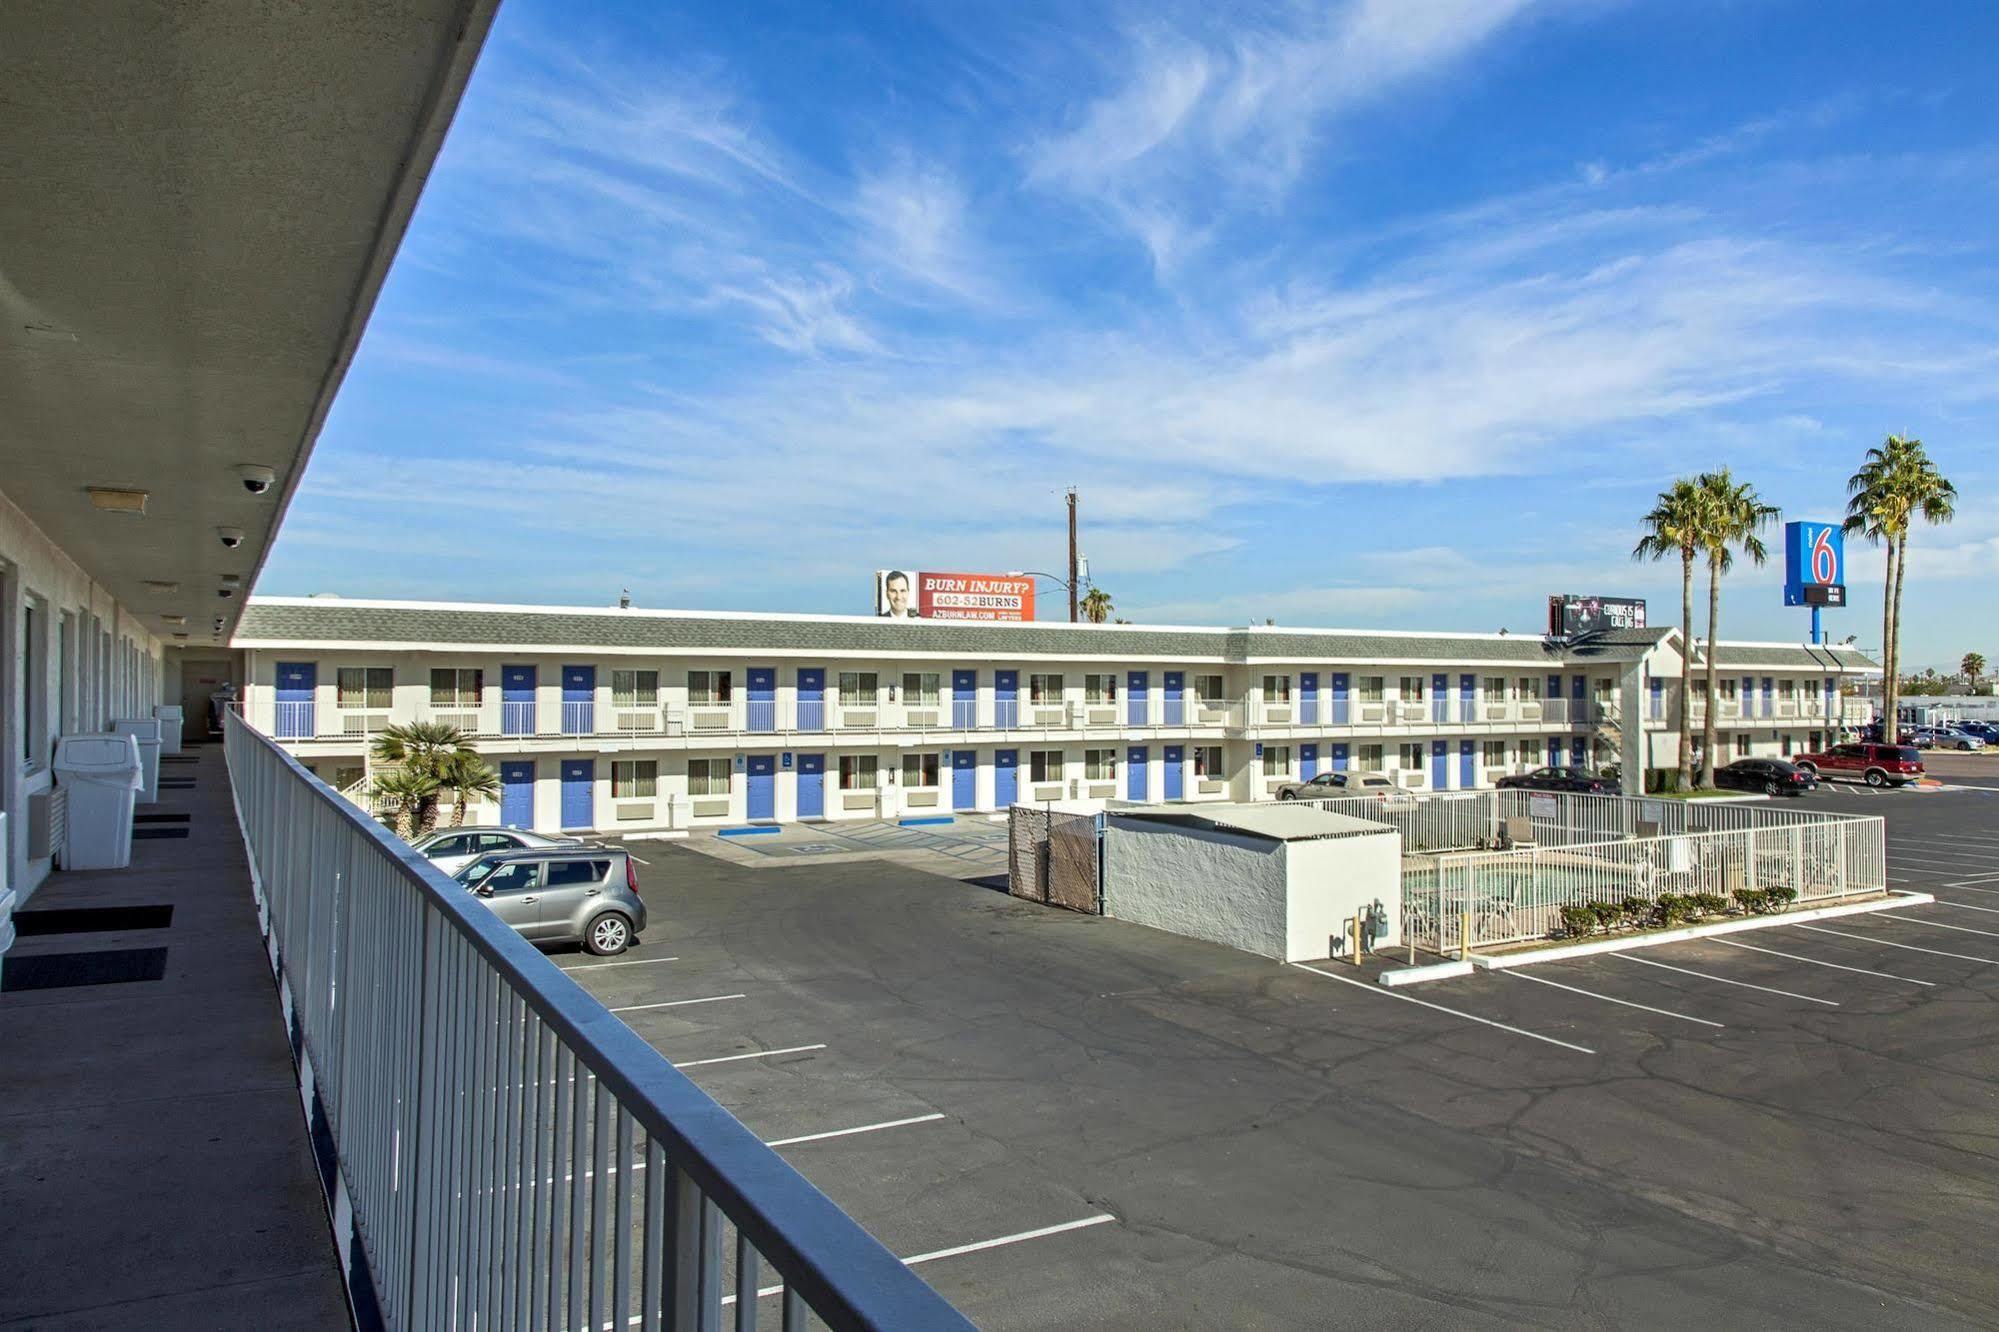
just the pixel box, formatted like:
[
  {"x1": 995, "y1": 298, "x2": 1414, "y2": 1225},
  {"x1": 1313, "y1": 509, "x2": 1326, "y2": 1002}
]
[{"x1": 453, "y1": 846, "x2": 649, "y2": 955}]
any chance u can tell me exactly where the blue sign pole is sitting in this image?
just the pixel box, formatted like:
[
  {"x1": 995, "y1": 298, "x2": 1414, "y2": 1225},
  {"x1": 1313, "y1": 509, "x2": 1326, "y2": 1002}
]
[{"x1": 1811, "y1": 604, "x2": 1822, "y2": 646}]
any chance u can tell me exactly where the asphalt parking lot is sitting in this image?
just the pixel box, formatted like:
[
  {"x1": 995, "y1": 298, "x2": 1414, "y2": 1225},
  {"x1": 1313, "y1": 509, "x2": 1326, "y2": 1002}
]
[{"x1": 564, "y1": 786, "x2": 1999, "y2": 1328}]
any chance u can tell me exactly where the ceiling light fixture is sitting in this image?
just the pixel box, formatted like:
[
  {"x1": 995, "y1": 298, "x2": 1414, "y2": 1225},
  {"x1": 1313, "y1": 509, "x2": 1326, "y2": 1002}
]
[
  {"x1": 85, "y1": 486, "x2": 148, "y2": 514},
  {"x1": 144, "y1": 580, "x2": 180, "y2": 594},
  {"x1": 23, "y1": 323, "x2": 78, "y2": 342},
  {"x1": 161, "y1": 614, "x2": 186, "y2": 626}
]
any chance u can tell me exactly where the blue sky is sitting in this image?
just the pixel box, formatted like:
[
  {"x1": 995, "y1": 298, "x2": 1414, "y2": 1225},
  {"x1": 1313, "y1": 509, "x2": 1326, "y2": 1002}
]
[{"x1": 261, "y1": 0, "x2": 1999, "y2": 668}]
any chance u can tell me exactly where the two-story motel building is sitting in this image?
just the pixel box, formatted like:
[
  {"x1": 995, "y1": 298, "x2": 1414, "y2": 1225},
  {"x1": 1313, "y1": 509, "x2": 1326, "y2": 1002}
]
[{"x1": 231, "y1": 596, "x2": 1881, "y2": 835}]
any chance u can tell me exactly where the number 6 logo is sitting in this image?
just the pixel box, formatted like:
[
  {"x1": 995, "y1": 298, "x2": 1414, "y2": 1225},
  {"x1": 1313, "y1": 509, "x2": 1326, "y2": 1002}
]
[{"x1": 1810, "y1": 527, "x2": 1837, "y2": 584}]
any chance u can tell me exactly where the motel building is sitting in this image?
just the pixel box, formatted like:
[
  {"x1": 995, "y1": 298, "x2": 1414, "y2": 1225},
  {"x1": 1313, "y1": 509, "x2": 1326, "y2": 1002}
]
[{"x1": 231, "y1": 596, "x2": 1882, "y2": 836}]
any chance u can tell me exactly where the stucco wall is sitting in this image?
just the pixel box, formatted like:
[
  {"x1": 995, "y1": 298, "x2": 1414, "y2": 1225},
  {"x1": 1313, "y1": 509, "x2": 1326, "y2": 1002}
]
[
  {"x1": 1104, "y1": 818, "x2": 1290, "y2": 959},
  {"x1": 1283, "y1": 831, "x2": 1403, "y2": 960}
]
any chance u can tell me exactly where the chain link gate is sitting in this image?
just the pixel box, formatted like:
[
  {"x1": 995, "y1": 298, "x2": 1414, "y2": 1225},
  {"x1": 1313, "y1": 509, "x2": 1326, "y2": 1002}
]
[{"x1": 1006, "y1": 806, "x2": 1102, "y2": 914}]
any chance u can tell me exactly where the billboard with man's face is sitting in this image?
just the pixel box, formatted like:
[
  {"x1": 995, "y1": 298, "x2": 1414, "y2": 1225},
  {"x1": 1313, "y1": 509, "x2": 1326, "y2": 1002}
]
[
  {"x1": 1548, "y1": 594, "x2": 1647, "y2": 636},
  {"x1": 875, "y1": 570, "x2": 1036, "y2": 621}
]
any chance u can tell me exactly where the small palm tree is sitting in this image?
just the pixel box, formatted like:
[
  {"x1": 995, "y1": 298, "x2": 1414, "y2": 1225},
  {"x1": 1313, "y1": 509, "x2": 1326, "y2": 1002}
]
[
  {"x1": 1845, "y1": 435, "x2": 1956, "y2": 742},
  {"x1": 1695, "y1": 469, "x2": 1779, "y2": 783},
  {"x1": 1080, "y1": 587, "x2": 1114, "y2": 624},
  {"x1": 1633, "y1": 478, "x2": 1706, "y2": 789},
  {"x1": 441, "y1": 752, "x2": 501, "y2": 827},
  {"x1": 369, "y1": 719, "x2": 472, "y2": 767},
  {"x1": 371, "y1": 766, "x2": 443, "y2": 841},
  {"x1": 1964, "y1": 652, "x2": 1987, "y2": 692}
]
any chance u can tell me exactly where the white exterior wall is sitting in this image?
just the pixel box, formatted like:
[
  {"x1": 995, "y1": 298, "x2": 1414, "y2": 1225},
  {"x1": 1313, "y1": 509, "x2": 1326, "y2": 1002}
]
[
  {"x1": 1, "y1": 483, "x2": 167, "y2": 901},
  {"x1": 1104, "y1": 819, "x2": 1290, "y2": 959},
  {"x1": 1282, "y1": 830, "x2": 1403, "y2": 958}
]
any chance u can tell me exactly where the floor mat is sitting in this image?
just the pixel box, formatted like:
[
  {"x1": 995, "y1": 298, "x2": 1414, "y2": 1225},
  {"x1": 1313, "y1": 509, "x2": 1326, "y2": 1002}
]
[
  {"x1": 14, "y1": 905, "x2": 174, "y2": 935},
  {"x1": 132, "y1": 827, "x2": 191, "y2": 840},
  {"x1": 134, "y1": 813, "x2": 192, "y2": 824},
  {"x1": 1, "y1": 948, "x2": 169, "y2": 991}
]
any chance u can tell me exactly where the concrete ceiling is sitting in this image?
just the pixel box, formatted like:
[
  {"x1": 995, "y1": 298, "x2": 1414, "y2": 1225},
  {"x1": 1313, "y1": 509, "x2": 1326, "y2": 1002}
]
[{"x1": 0, "y1": 0, "x2": 499, "y2": 649}]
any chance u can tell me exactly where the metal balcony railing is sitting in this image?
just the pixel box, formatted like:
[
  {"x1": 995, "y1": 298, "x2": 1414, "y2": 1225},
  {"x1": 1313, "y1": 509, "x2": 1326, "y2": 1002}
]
[
  {"x1": 223, "y1": 712, "x2": 971, "y2": 1331},
  {"x1": 501, "y1": 701, "x2": 537, "y2": 736},
  {"x1": 561, "y1": 701, "x2": 595, "y2": 735},
  {"x1": 274, "y1": 700, "x2": 315, "y2": 739}
]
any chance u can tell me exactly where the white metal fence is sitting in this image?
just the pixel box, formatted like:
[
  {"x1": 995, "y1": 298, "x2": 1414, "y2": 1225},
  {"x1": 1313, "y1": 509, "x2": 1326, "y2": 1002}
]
[
  {"x1": 225, "y1": 713, "x2": 971, "y2": 1331},
  {"x1": 1301, "y1": 792, "x2": 1498, "y2": 853}
]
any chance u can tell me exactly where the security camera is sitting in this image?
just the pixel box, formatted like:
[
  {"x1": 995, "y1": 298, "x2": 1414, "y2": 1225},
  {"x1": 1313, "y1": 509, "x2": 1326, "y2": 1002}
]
[
  {"x1": 217, "y1": 526, "x2": 244, "y2": 548},
  {"x1": 236, "y1": 464, "x2": 277, "y2": 495}
]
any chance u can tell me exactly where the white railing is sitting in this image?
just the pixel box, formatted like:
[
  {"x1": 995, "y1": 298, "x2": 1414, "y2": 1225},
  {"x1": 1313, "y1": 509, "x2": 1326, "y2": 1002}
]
[
  {"x1": 223, "y1": 712, "x2": 970, "y2": 1331},
  {"x1": 1301, "y1": 791, "x2": 1499, "y2": 854}
]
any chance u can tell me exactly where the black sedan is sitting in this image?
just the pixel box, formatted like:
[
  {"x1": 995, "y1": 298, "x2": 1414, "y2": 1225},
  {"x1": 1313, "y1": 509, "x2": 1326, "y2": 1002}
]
[
  {"x1": 1495, "y1": 766, "x2": 1614, "y2": 794},
  {"x1": 1714, "y1": 757, "x2": 1818, "y2": 796}
]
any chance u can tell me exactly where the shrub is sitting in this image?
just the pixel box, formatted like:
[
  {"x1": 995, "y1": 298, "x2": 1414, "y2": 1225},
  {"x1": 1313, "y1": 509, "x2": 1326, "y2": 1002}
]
[
  {"x1": 1655, "y1": 893, "x2": 1692, "y2": 927},
  {"x1": 1733, "y1": 888, "x2": 1771, "y2": 915},
  {"x1": 1588, "y1": 900, "x2": 1624, "y2": 934},
  {"x1": 1619, "y1": 896, "x2": 1653, "y2": 929},
  {"x1": 1690, "y1": 892, "x2": 1727, "y2": 919},
  {"x1": 1765, "y1": 885, "x2": 1799, "y2": 910},
  {"x1": 1557, "y1": 904, "x2": 1596, "y2": 938}
]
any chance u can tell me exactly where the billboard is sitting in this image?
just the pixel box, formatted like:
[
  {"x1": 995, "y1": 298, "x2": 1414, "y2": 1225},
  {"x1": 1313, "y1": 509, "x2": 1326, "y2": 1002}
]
[
  {"x1": 1548, "y1": 594, "x2": 1647, "y2": 636},
  {"x1": 875, "y1": 570, "x2": 1036, "y2": 621},
  {"x1": 1783, "y1": 521, "x2": 1847, "y2": 607}
]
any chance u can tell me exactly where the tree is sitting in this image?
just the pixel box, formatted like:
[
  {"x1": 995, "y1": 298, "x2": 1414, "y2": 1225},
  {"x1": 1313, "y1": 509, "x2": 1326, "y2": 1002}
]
[
  {"x1": 1845, "y1": 435, "x2": 1957, "y2": 742},
  {"x1": 1080, "y1": 587, "x2": 1113, "y2": 624},
  {"x1": 368, "y1": 720, "x2": 480, "y2": 838},
  {"x1": 370, "y1": 766, "x2": 443, "y2": 842},
  {"x1": 1694, "y1": 469, "x2": 1779, "y2": 782},
  {"x1": 440, "y1": 751, "x2": 501, "y2": 827},
  {"x1": 1962, "y1": 652, "x2": 1986, "y2": 692},
  {"x1": 1633, "y1": 478, "x2": 1706, "y2": 790}
]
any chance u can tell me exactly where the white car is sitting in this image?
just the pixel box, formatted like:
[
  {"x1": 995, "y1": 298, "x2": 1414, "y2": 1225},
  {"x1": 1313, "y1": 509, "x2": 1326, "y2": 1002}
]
[{"x1": 409, "y1": 826, "x2": 583, "y2": 875}]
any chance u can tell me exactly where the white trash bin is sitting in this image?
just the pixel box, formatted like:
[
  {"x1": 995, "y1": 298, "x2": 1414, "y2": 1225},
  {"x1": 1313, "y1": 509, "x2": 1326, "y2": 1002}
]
[
  {"x1": 153, "y1": 704, "x2": 185, "y2": 755},
  {"x1": 56, "y1": 734, "x2": 143, "y2": 870},
  {"x1": 113, "y1": 718, "x2": 163, "y2": 805}
]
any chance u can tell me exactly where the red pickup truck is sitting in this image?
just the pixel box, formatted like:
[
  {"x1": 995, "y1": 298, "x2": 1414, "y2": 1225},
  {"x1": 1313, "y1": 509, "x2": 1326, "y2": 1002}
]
[{"x1": 1792, "y1": 742, "x2": 1925, "y2": 788}]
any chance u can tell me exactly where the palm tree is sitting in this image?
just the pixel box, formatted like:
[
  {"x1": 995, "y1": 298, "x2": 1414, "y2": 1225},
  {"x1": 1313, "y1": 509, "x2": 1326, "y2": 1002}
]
[
  {"x1": 1964, "y1": 652, "x2": 1987, "y2": 692},
  {"x1": 1845, "y1": 435, "x2": 1957, "y2": 743},
  {"x1": 1080, "y1": 587, "x2": 1113, "y2": 624},
  {"x1": 369, "y1": 721, "x2": 477, "y2": 838},
  {"x1": 1633, "y1": 478, "x2": 1706, "y2": 789},
  {"x1": 370, "y1": 766, "x2": 443, "y2": 841},
  {"x1": 440, "y1": 751, "x2": 501, "y2": 827},
  {"x1": 1694, "y1": 469, "x2": 1779, "y2": 783}
]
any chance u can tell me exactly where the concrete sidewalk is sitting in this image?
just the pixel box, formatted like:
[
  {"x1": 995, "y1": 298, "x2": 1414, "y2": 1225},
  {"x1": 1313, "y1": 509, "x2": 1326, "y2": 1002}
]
[{"x1": 0, "y1": 742, "x2": 347, "y2": 1329}]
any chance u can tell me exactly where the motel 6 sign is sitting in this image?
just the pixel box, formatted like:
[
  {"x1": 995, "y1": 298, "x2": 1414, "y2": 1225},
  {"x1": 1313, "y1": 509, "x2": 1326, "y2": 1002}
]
[{"x1": 1783, "y1": 521, "x2": 1846, "y2": 608}]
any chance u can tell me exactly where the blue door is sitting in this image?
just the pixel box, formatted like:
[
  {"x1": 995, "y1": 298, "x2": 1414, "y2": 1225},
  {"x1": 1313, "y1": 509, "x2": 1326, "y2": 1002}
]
[
  {"x1": 1548, "y1": 737, "x2": 1563, "y2": 768},
  {"x1": 1163, "y1": 746, "x2": 1184, "y2": 800},
  {"x1": 1649, "y1": 676, "x2": 1664, "y2": 720},
  {"x1": 748, "y1": 668, "x2": 775, "y2": 731},
  {"x1": 797, "y1": 668, "x2": 825, "y2": 731},
  {"x1": 562, "y1": 666, "x2": 595, "y2": 735},
  {"x1": 275, "y1": 661, "x2": 315, "y2": 738},
  {"x1": 1460, "y1": 740, "x2": 1476, "y2": 788},
  {"x1": 1299, "y1": 672, "x2": 1319, "y2": 725},
  {"x1": 994, "y1": 670, "x2": 1019, "y2": 728},
  {"x1": 951, "y1": 750, "x2": 976, "y2": 809},
  {"x1": 1127, "y1": 672, "x2": 1149, "y2": 726},
  {"x1": 1163, "y1": 672, "x2": 1184, "y2": 725},
  {"x1": 1460, "y1": 674, "x2": 1476, "y2": 723},
  {"x1": 1432, "y1": 673, "x2": 1449, "y2": 723},
  {"x1": 500, "y1": 761, "x2": 534, "y2": 829},
  {"x1": 1430, "y1": 739, "x2": 1449, "y2": 789},
  {"x1": 1300, "y1": 743, "x2": 1318, "y2": 780},
  {"x1": 994, "y1": 749, "x2": 1018, "y2": 806},
  {"x1": 1547, "y1": 675, "x2": 1563, "y2": 718},
  {"x1": 1572, "y1": 675, "x2": 1587, "y2": 722},
  {"x1": 1331, "y1": 742, "x2": 1349, "y2": 772},
  {"x1": 1127, "y1": 746, "x2": 1148, "y2": 801},
  {"x1": 747, "y1": 755, "x2": 775, "y2": 820},
  {"x1": 1331, "y1": 673, "x2": 1350, "y2": 724},
  {"x1": 502, "y1": 664, "x2": 536, "y2": 736},
  {"x1": 1570, "y1": 736, "x2": 1587, "y2": 768},
  {"x1": 560, "y1": 759, "x2": 594, "y2": 829},
  {"x1": 952, "y1": 670, "x2": 977, "y2": 728},
  {"x1": 796, "y1": 754, "x2": 824, "y2": 819}
]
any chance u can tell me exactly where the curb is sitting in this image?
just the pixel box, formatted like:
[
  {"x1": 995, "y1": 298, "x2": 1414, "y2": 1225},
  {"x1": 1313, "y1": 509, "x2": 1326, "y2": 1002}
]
[
  {"x1": 1462, "y1": 891, "x2": 1936, "y2": 971},
  {"x1": 1378, "y1": 959, "x2": 1475, "y2": 987}
]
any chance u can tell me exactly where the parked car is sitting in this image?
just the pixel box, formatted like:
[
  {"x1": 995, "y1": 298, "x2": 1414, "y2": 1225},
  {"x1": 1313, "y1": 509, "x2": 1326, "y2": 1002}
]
[
  {"x1": 1792, "y1": 742, "x2": 1925, "y2": 788},
  {"x1": 1913, "y1": 727, "x2": 1986, "y2": 751},
  {"x1": 1274, "y1": 771, "x2": 1397, "y2": 800},
  {"x1": 410, "y1": 825, "x2": 583, "y2": 876},
  {"x1": 454, "y1": 846, "x2": 648, "y2": 955},
  {"x1": 1714, "y1": 757, "x2": 1818, "y2": 796},
  {"x1": 1960, "y1": 720, "x2": 1999, "y2": 743},
  {"x1": 1495, "y1": 766, "x2": 1615, "y2": 794}
]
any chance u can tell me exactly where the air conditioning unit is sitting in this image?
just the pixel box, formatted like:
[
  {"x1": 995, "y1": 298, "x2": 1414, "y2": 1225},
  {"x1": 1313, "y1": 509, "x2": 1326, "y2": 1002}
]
[
  {"x1": 664, "y1": 708, "x2": 685, "y2": 736},
  {"x1": 343, "y1": 713, "x2": 391, "y2": 735},
  {"x1": 615, "y1": 711, "x2": 656, "y2": 733},
  {"x1": 433, "y1": 712, "x2": 478, "y2": 731}
]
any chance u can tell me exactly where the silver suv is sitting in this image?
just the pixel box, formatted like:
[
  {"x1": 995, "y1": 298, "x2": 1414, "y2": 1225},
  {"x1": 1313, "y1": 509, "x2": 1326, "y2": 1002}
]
[{"x1": 454, "y1": 846, "x2": 649, "y2": 956}]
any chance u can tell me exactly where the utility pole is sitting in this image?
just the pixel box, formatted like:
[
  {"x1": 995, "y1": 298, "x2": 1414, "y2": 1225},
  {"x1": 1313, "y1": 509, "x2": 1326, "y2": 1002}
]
[{"x1": 1066, "y1": 487, "x2": 1079, "y2": 624}]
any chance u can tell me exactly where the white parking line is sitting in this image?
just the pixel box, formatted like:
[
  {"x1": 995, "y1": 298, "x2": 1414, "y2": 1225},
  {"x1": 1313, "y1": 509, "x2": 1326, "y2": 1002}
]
[
  {"x1": 1947, "y1": 882, "x2": 1999, "y2": 896},
  {"x1": 1610, "y1": 953, "x2": 1839, "y2": 1006},
  {"x1": 1291, "y1": 962, "x2": 1595, "y2": 1055},
  {"x1": 1796, "y1": 924, "x2": 1999, "y2": 965},
  {"x1": 1878, "y1": 913, "x2": 1999, "y2": 941},
  {"x1": 721, "y1": 1215, "x2": 1121, "y2": 1308},
  {"x1": 608, "y1": 993, "x2": 745, "y2": 1014},
  {"x1": 763, "y1": 1113, "x2": 947, "y2": 1148},
  {"x1": 673, "y1": 1044, "x2": 827, "y2": 1069},
  {"x1": 560, "y1": 955, "x2": 679, "y2": 971},
  {"x1": 1934, "y1": 899, "x2": 1999, "y2": 916},
  {"x1": 1506, "y1": 969, "x2": 1723, "y2": 1027},
  {"x1": 1715, "y1": 938, "x2": 1934, "y2": 987}
]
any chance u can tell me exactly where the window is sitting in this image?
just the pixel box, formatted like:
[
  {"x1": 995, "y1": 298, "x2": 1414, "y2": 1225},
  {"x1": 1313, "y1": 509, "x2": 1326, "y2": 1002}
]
[
  {"x1": 1397, "y1": 676, "x2": 1425, "y2": 701},
  {"x1": 902, "y1": 672, "x2": 940, "y2": 705},
  {"x1": 1262, "y1": 674, "x2": 1292, "y2": 703},
  {"x1": 1262, "y1": 745, "x2": 1290, "y2": 777},
  {"x1": 688, "y1": 758, "x2": 731, "y2": 796},
  {"x1": 1085, "y1": 748, "x2": 1115, "y2": 780},
  {"x1": 1483, "y1": 740, "x2": 1506, "y2": 766},
  {"x1": 545, "y1": 859, "x2": 611, "y2": 887},
  {"x1": 1359, "y1": 744, "x2": 1385, "y2": 772},
  {"x1": 1398, "y1": 743, "x2": 1425, "y2": 773},
  {"x1": 838, "y1": 754, "x2": 877, "y2": 790},
  {"x1": 837, "y1": 671, "x2": 877, "y2": 706},
  {"x1": 1516, "y1": 676, "x2": 1541, "y2": 699},
  {"x1": 1484, "y1": 677, "x2": 1506, "y2": 702},
  {"x1": 1735, "y1": 734, "x2": 1751, "y2": 758},
  {"x1": 1193, "y1": 674, "x2": 1224, "y2": 703},
  {"x1": 477, "y1": 861, "x2": 540, "y2": 895},
  {"x1": 1781, "y1": 734, "x2": 1793, "y2": 756},
  {"x1": 1029, "y1": 673, "x2": 1064, "y2": 704},
  {"x1": 689, "y1": 670, "x2": 733, "y2": 705},
  {"x1": 612, "y1": 759, "x2": 658, "y2": 798},
  {"x1": 23, "y1": 595, "x2": 48, "y2": 765},
  {"x1": 1029, "y1": 750, "x2": 1063, "y2": 782},
  {"x1": 1719, "y1": 678, "x2": 1738, "y2": 700},
  {"x1": 337, "y1": 667, "x2": 393, "y2": 709},
  {"x1": 1084, "y1": 673, "x2": 1118, "y2": 704},
  {"x1": 332, "y1": 764, "x2": 365, "y2": 791},
  {"x1": 1519, "y1": 740, "x2": 1541, "y2": 766},
  {"x1": 902, "y1": 752, "x2": 940, "y2": 788},
  {"x1": 422, "y1": 833, "x2": 477, "y2": 859},
  {"x1": 1778, "y1": 679, "x2": 1796, "y2": 701},
  {"x1": 1193, "y1": 745, "x2": 1222, "y2": 777},
  {"x1": 1359, "y1": 676, "x2": 1385, "y2": 703},
  {"x1": 612, "y1": 670, "x2": 659, "y2": 707},
  {"x1": 429, "y1": 668, "x2": 482, "y2": 707}
]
